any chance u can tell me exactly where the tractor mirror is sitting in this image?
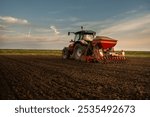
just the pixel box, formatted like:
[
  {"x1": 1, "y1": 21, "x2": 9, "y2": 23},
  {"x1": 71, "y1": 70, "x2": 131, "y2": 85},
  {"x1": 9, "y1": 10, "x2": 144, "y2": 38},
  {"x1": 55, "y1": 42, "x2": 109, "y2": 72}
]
[{"x1": 68, "y1": 32, "x2": 70, "y2": 36}]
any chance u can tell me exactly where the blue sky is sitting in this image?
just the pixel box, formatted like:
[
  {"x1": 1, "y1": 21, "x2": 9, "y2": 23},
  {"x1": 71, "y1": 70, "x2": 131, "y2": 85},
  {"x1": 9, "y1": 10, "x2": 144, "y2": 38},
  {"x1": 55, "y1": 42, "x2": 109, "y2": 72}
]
[{"x1": 0, "y1": 0, "x2": 150, "y2": 50}]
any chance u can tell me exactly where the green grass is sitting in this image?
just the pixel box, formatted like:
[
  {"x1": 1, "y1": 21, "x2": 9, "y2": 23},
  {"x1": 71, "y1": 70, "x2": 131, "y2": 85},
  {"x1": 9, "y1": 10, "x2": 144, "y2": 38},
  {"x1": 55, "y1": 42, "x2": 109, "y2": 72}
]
[
  {"x1": 0, "y1": 49, "x2": 150, "y2": 57},
  {"x1": 0, "y1": 49, "x2": 62, "y2": 56},
  {"x1": 125, "y1": 51, "x2": 150, "y2": 57}
]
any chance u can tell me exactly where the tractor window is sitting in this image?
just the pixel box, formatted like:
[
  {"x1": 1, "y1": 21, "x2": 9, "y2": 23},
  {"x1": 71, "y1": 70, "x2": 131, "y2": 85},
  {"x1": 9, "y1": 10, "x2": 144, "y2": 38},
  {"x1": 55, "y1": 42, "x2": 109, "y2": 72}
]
[
  {"x1": 74, "y1": 34, "x2": 80, "y2": 41},
  {"x1": 83, "y1": 34, "x2": 94, "y2": 41}
]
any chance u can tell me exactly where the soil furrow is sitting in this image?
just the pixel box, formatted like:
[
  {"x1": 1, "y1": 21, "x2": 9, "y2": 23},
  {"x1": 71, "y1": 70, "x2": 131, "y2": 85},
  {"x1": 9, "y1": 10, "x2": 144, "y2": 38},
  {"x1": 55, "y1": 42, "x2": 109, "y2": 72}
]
[{"x1": 0, "y1": 55, "x2": 149, "y2": 99}]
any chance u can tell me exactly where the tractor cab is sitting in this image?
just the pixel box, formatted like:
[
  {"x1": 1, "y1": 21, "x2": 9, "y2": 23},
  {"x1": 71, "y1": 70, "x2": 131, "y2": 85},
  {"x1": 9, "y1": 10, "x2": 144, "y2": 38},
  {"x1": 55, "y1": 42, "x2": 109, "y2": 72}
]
[
  {"x1": 74, "y1": 30, "x2": 96, "y2": 42},
  {"x1": 68, "y1": 30, "x2": 96, "y2": 43}
]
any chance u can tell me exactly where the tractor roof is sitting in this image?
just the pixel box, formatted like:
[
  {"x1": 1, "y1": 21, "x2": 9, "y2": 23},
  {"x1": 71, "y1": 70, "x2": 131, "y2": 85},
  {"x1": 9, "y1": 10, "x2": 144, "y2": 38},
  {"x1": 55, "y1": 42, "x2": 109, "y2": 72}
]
[{"x1": 75, "y1": 30, "x2": 96, "y2": 35}]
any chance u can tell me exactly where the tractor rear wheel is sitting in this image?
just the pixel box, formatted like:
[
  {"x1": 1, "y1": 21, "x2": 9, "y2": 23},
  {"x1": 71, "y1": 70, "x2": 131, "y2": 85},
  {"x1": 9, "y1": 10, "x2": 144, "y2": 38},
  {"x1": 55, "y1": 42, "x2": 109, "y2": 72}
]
[
  {"x1": 62, "y1": 47, "x2": 70, "y2": 59},
  {"x1": 72, "y1": 44, "x2": 86, "y2": 60}
]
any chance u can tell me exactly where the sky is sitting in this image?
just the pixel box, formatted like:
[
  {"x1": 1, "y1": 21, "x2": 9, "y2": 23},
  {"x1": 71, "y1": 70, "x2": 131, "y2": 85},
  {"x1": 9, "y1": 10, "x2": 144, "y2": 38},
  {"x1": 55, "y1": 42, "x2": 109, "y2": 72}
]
[{"x1": 0, "y1": 0, "x2": 150, "y2": 50}]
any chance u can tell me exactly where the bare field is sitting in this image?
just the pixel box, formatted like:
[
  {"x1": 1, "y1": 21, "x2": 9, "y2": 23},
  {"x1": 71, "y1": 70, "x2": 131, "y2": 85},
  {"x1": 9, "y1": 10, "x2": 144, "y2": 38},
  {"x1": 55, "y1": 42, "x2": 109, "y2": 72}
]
[{"x1": 0, "y1": 55, "x2": 150, "y2": 100}]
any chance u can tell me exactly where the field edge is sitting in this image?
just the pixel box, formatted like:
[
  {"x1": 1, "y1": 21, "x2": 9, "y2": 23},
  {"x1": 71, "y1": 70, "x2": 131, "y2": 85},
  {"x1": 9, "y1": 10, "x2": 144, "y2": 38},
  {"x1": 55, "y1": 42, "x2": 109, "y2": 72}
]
[{"x1": 0, "y1": 49, "x2": 150, "y2": 57}]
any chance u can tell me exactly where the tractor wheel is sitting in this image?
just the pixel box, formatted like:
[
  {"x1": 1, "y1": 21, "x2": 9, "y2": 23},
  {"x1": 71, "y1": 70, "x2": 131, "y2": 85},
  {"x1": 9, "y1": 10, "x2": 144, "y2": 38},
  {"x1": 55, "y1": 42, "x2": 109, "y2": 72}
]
[
  {"x1": 72, "y1": 44, "x2": 86, "y2": 60},
  {"x1": 62, "y1": 47, "x2": 70, "y2": 59}
]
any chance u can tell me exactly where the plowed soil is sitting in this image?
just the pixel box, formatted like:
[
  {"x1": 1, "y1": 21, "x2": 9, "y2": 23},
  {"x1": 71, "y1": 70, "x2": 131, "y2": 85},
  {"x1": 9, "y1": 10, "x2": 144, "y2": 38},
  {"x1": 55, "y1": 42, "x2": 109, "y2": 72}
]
[{"x1": 0, "y1": 55, "x2": 150, "y2": 100}]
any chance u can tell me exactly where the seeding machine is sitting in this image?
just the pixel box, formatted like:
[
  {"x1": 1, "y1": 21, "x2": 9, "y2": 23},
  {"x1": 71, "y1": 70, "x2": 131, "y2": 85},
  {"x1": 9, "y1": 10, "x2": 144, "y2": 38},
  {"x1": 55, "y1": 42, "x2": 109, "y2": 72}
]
[{"x1": 62, "y1": 27, "x2": 126, "y2": 63}]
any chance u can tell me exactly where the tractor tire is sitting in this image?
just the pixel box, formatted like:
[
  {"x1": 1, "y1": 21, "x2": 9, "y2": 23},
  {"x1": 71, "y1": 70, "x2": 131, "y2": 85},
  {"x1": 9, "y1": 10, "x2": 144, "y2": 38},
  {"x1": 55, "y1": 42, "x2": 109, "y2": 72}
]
[
  {"x1": 72, "y1": 43, "x2": 86, "y2": 60},
  {"x1": 62, "y1": 47, "x2": 70, "y2": 59}
]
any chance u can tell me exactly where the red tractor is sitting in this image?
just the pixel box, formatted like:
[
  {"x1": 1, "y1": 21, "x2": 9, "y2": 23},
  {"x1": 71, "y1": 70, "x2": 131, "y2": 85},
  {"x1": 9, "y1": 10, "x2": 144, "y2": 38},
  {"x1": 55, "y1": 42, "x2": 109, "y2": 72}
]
[{"x1": 62, "y1": 27, "x2": 125, "y2": 63}]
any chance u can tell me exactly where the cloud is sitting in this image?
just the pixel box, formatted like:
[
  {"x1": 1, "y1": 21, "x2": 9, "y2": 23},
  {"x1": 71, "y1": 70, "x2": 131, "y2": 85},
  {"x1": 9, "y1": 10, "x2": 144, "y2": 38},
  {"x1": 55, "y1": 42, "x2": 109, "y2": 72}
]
[
  {"x1": 56, "y1": 17, "x2": 79, "y2": 22},
  {"x1": 50, "y1": 26, "x2": 60, "y2": 34},
  {"x1": 115, "y1": 37, "x2": 150, "y2": 51},
  {"x1": 0, "y1": 24, "x2": 15, "y2": 33},
  {"x1": 56, "y1": 19, "x2": 65, "y2": 22},
  {"x1": 71, "y1": 11, "x2": 150, "y2": 51},
  {"x1": 35, "y1": 28, "x2": 51, "y2": 33},
  {"x1": 100, "y1": 14, "x2": 150, "y2": 35},
  {"x1": 0, "y1": 31, "x2": 68, "y2": 46},
  {"x1": 125, "y1": 10, "x2": 138, "y2": 14},
  {"x1": 95, "y1": 13, "x2": 150, "y2": 51},
  {"x1": 69, "y1": 17, "x2": 79, "y2": 22},
  {"x1": 0, "y1": 25, "x2": 6, "y2": 30},
  {"x1": 0, "y1": 16, "x2": 29, "y2": 25}
]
